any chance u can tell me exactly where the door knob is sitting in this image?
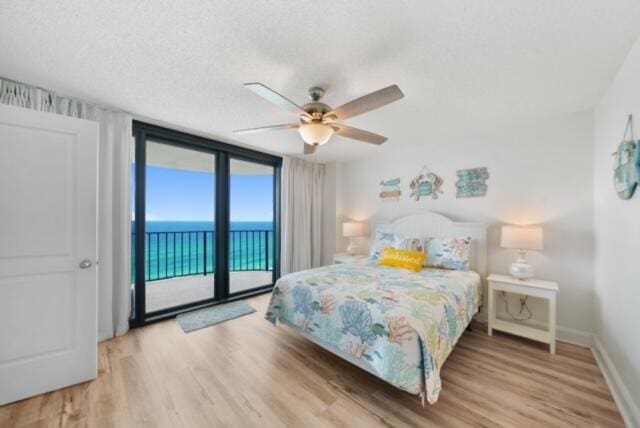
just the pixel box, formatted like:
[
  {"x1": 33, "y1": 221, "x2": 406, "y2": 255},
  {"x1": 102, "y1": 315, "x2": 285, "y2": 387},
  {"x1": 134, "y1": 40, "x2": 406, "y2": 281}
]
[{"x1": 79, "y1": 260, "x2": 93, "y2": 269}]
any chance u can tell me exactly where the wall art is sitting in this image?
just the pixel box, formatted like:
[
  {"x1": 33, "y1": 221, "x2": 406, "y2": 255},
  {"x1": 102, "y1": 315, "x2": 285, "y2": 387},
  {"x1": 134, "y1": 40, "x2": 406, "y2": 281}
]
[
  {"x1": 613, "y1": 115, "x2": 639, "y2": 200},
  {"x1": 379, "y1": 177, "x2": 402, "y2": 201},
  {"x1": 409, "y1": 166, "x2": 443, "y2": 201},
  {"x1": 456, "y1": 167, "x2": 489, "y2": 198}
]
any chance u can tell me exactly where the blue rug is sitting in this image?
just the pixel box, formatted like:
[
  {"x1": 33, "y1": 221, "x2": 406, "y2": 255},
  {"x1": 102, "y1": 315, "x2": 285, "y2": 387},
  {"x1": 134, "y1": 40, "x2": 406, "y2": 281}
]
[{"x1": 177, "y1": 301, "x2": 256, "y2": 333}]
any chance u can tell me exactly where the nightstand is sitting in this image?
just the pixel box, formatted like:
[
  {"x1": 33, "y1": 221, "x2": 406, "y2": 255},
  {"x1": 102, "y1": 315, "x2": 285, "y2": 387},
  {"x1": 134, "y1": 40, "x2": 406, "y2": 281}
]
[
  {"x1": 487, "y1": 274, "x2": 559, "y2": 354},
  {"x1": 333, "y1": 253, "x2": 369, "y2": 264}
]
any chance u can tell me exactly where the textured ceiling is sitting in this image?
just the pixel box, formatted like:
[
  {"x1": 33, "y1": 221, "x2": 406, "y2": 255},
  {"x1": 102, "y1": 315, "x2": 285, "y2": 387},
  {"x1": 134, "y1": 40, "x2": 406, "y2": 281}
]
[{"x1": 1, "y1": 1, "x2": 639, "y2": 163}]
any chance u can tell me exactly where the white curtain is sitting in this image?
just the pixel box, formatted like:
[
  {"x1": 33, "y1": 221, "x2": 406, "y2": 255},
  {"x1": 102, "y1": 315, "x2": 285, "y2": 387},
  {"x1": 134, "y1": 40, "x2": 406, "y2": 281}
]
[
  {"x1": 0, "y1": 78, "x2": 132, "y2": 341},
  {"x1": 281, "y1": 157, "x2": 325, "y2": 274}
]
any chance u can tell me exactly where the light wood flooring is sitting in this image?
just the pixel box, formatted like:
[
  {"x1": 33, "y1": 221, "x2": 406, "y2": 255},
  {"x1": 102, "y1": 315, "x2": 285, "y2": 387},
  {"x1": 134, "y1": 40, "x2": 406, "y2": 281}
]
[{"x1": 0, "y1": 294, "x2": 624, "y2": 427}]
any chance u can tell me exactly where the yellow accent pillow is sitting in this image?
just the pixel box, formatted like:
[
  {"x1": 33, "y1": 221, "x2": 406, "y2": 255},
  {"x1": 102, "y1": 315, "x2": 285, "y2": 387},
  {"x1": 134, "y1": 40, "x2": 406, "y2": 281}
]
[{"x1": 378, "y1": 248, "x2": 427, "y2": 272}]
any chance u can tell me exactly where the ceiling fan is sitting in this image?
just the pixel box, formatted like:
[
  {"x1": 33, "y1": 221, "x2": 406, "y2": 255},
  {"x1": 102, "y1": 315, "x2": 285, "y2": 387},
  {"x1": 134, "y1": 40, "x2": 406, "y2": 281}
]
[{"x1": 234, "y1": 83, "x2": 404, "y2": 154}]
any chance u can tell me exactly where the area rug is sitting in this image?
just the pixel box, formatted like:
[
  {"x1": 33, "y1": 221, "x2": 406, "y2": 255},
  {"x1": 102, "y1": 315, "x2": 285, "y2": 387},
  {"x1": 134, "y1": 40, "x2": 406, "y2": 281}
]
[{"x1": 177, "y1": 301, "x2": 256, "y2": 333}]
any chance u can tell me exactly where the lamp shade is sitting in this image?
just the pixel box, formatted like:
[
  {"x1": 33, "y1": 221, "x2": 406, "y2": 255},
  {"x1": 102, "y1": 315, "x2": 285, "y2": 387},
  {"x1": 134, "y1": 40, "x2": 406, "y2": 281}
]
[
  {"x1": 342, "y1": 222, "x2": 364, "y2": 238},
  {"x1": 501, "y1": 225, "x2": 543, "y2": 250},
  {"x1": 298, "y1": 122, "x2": 334, "y2": 146}
]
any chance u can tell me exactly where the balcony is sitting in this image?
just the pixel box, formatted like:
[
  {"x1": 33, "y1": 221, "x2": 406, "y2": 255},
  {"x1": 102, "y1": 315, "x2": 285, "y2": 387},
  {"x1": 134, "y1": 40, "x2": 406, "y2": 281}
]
[{"x1": 133, "y1": 229, "x2": 274, "y2": 313}]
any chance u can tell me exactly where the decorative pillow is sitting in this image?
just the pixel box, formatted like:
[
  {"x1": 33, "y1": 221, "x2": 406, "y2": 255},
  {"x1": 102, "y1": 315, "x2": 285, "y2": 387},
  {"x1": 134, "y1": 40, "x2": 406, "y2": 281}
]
[
  {"x1": 424, "y1": 236, "x2": 471, "y2": 271},
  {"x1": 379, "y1": 248, "x2": 426, "y2": 272},
  {"x1": 370, "y1": 230, "x2": 397, "y2": 259}
]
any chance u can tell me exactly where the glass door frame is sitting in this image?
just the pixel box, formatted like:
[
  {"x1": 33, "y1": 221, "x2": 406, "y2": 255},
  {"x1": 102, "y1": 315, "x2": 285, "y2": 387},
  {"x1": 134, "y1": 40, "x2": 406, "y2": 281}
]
[{"x1": 131, "y1": 121, "x2": 282, "y2": 326}]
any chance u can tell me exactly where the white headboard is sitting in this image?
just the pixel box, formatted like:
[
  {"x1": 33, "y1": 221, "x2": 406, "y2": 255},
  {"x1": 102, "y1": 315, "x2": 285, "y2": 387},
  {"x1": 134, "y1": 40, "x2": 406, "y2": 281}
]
[{"x1": 373, "y1": 212, "x2": 487, "y2": 278}]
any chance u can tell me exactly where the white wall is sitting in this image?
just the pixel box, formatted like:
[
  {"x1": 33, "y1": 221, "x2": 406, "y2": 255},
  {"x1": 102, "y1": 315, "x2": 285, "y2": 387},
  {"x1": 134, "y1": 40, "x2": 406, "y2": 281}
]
[
  {"x1": 329, "y1": 111, "x2": 595, "y2": 340},
  {"x1": 593, "y1": 36, "x2": 640, "y2": 425}
]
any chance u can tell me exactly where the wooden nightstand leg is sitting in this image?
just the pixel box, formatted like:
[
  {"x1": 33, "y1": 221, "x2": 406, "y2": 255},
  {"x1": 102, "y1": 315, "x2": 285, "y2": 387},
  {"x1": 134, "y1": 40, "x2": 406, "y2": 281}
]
[
  {"x1": 549, "y1": 295, "x2": 556, "y2": 354},
  {"x1": 487, "y1": 284, "x2": 493, "y2": 336}
]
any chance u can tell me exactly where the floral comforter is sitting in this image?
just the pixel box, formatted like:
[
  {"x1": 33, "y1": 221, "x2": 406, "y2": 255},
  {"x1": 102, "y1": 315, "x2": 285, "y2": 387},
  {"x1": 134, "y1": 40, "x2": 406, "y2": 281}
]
[{"x1": 265, "y1": 259, "x2": 481, "y2": 404}]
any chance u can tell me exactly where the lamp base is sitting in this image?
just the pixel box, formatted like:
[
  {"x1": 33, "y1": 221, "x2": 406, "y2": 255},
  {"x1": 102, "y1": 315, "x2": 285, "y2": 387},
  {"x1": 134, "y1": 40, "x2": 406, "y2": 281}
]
[
  {"x1": 509, "y1": 250, "x2": 534, "y2": 280},
  {"x1": 346, "y1": 239, "x2": 357, "y2": 256}
]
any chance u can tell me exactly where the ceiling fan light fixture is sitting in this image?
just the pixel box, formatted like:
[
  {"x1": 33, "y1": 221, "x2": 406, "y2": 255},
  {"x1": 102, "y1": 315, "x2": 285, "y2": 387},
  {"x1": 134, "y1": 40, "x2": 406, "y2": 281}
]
[{"x1": 298, "y1": 122, "x2": 334, "y2": 146}]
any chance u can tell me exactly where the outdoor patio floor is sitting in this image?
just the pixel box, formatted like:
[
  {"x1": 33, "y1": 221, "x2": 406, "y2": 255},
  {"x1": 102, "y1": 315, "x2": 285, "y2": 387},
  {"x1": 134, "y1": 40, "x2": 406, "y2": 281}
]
[{"x1": 145, "y1": 271, "x2": 273, "y2": 312}]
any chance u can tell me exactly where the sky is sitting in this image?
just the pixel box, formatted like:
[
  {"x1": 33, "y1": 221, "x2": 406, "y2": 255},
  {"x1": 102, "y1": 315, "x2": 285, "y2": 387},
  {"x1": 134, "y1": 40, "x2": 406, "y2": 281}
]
[{"x1": 133, "y1": 165, "x2": 274, "y2": 222}]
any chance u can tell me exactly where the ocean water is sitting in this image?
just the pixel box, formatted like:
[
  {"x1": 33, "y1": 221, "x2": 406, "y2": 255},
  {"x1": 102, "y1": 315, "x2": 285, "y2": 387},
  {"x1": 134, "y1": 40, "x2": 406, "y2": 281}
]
[{"x1": 132, "y1": 221, "x2": 274, "y2": 282}]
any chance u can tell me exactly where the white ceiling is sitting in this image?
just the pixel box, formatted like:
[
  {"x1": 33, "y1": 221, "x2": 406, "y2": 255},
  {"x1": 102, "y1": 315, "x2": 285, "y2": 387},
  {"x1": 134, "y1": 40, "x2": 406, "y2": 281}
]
[{"x1": 1, "y1": 1, "x2": 639, "y2": 163}]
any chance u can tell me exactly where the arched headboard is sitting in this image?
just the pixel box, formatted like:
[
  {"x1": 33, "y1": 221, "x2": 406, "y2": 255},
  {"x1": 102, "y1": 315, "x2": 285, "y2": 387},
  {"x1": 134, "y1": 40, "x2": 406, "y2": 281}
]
[{"x1": 373, "y1": 212, "x2": 487, "y2": 278}]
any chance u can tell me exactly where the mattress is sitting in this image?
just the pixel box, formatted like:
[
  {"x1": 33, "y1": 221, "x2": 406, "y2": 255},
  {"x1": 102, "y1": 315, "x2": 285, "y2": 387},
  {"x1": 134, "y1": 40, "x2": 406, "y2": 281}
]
[{"x1": 265, "y1": 259, "x2": 481, "y2": 404}]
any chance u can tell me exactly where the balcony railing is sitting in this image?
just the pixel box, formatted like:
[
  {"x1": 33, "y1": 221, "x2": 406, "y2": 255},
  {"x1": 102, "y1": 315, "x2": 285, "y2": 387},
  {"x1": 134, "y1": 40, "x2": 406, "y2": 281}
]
[{"x1": 132, "y1": 230, "x2": 274, "y2": 282}]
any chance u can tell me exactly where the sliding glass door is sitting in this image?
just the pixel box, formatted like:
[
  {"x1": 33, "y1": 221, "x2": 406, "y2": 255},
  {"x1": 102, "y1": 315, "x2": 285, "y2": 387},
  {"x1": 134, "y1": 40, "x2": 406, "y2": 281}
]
[
  {"x1": 229, "y1": 158, "x2": 276, "y2": 294},
  {"x1": 131, "y1": 122, "x2": 281, "y2": 325},
  {"x1": 143, "y1": 141, "x2": 217, "y2": 313}
]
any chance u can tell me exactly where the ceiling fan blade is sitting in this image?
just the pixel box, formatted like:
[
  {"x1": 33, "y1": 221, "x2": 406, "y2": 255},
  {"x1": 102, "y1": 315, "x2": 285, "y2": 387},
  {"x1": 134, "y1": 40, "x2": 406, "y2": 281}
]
[
  {"x1": 331, "y1": 124, "x2": 387, "y2": 145},
  {"x1": 325, "y1": 84, "x2": 404, "y2": 121},
  {"x1": 303, "y1": 143, "x2": 317, "y2": 155},
  {"x1": 234, "y1": 123, "x2": 299, "y2": 135},
  {"x1": 244, "y1": 83, "x2": 311, "y2": 118}
]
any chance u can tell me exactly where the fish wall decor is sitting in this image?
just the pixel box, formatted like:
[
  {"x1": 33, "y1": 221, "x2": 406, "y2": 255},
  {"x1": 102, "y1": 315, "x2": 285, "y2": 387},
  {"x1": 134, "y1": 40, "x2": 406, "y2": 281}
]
[{"x1": 380, "y1": 177, "x2": 402, "y2": 201}]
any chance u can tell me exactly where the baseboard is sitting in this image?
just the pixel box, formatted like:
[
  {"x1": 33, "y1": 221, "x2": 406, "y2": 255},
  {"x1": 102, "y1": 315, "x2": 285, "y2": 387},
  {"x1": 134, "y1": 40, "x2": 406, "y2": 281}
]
[
  {"x1": 592, "y1": 336, "x2": 640, "y2": 428},
  {"x1": 556, "y1": 324, "x2": 593, "y2": 348}
]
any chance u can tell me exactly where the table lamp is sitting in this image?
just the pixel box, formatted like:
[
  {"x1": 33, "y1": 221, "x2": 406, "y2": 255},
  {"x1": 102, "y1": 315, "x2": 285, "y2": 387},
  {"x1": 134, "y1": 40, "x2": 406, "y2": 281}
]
[
  {"x1": 500, "y1": 225, "x2": 543, "y2": 280},
  {"x1": 343, "y1": 222, "x2": 364, "y2": 255}
]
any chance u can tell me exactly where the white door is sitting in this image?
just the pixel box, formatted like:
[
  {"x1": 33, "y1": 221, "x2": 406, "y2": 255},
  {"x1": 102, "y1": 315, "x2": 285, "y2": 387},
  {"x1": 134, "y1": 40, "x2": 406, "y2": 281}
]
[{"x1": 0, "y1": 104, "x2": 98, "y2": 405}]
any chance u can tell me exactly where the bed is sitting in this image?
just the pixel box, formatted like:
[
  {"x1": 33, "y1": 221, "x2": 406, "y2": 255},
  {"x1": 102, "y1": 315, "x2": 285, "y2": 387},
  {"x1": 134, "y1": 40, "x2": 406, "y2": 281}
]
[{"x1": 265, "y1": 212, "x2": 487, "y2": 405}]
